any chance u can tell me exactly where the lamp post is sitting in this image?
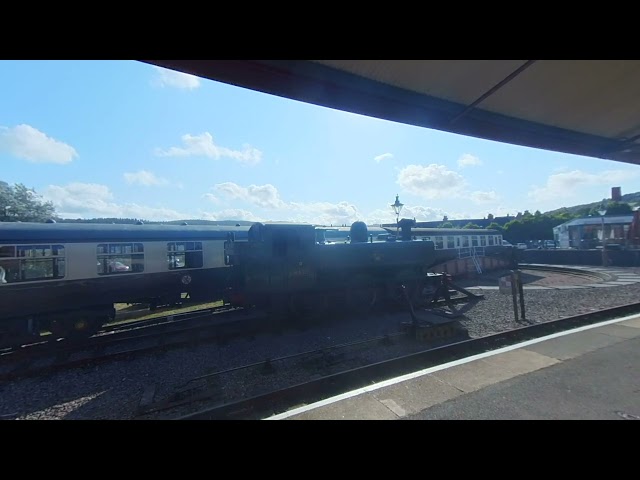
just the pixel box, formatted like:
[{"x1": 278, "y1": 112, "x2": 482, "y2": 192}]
[
  {"x1": 390, "y1": 194, "x2": 404, "y2": 239},
  {"x1": 598, "y1": 208, "x2": 607, "y2": 266}
]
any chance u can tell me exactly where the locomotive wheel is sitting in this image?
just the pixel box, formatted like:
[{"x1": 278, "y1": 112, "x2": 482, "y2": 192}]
[{"x1": 346, "y1": 274, "x2": 377, "y2": 313}]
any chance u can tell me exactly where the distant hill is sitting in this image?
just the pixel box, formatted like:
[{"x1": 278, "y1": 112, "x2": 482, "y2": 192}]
[{"x1": 544, "y1": 192, "x2": 640, "y2": 216}]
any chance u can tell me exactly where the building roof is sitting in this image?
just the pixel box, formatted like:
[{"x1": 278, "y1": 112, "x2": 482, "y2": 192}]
[
  {"x1": 554, "y1": 215, "x2": 633, "y2": 229},
  {"x1": 141, "y1": 60, "x2": 640, "y2": 165}
]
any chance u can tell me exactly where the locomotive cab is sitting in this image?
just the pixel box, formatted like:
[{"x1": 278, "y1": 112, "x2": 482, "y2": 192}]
[{"x1": 224, "y1": 223, "x2": 319, "y2": 308}]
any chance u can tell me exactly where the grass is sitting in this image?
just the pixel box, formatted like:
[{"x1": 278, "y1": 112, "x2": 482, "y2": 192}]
[{"x1": 108, "y1": 299, "x2": 224, "y2": 326}]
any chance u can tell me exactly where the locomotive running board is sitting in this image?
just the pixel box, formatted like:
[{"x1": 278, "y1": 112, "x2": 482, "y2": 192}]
[
  {"x1": 398, "y1": 283, "x2": 474, "y2": 342},
  {"x1": 401, "y1": 275, "x2": 484, "y2": 324}
]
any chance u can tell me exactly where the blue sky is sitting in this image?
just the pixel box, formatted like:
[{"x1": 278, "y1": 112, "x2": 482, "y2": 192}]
[{"x1": 1, "y1": 60, "x2": 638, "y2": 225}]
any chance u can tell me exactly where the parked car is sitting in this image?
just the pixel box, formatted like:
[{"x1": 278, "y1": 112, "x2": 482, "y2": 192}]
[
  {"x1": 516, "y1": 243, "x2": 527, "y2": 250},
  {"x1": 502, "y1": 240, "x2": 514, "y2": 247},
  {"x1": 97, "y1": 260, "x2": 130, "y2": 272},
  {"x1": 538, "y1": 240, "x2": 556, "y2": 249},
  {"x1": 111, "y1": 261, "x2": 130, "y2": 272}
]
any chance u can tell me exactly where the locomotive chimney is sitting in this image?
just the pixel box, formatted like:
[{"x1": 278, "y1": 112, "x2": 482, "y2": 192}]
[{"x1": 397, "y1": 218, "x2": 416, "y2": 241}]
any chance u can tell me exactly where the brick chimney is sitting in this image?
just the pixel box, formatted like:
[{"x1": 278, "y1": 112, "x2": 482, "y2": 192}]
[{"x1": 612, "y1": 186, "x2": 622, "y2": 201}]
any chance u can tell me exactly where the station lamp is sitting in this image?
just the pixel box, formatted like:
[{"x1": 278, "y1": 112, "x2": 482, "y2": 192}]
[{"x1": 391, "y1": 194, "x2": 404, "y2": 238}]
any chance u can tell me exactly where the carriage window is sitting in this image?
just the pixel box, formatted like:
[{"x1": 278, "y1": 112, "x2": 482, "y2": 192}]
[
  {"x1": 434, "y1": 236, "x2": 444, "y2": 249},
  {"x1": 447, "y1": 236, "x2": 455, "y2": 248},
  {"x1": 167, "y1": 242, "x2": 203, "y2": 269},
  {"x1": 316, "y1": 230, "x2": 327, "y2": 244},
  {"x1": 0, "y1": 244, "x2": 65, "y2": 283},
  {"x1": 488, "y1": 235, "x2": 495, "y2": 246},
  {"x1": 471, "y1": 236, "x2": 478, "y2": 247},
  {"x1": 97, "y1": 243, "x2": 144, "y2": 275},
  {"x1": 462, "y1": 236, "x2": 469, "y2": 247},
  {"x1": 480, "y1": 236, "x2": 487, "y2": 246}
]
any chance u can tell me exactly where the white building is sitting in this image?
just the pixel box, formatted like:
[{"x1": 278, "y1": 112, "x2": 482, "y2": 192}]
[{"x1": 553, "y1": 215, "x2": 633, "y2": 249}]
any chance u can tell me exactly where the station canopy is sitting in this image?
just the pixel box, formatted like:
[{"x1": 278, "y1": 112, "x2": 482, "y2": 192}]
[{"x1": 141, "y1": 60, "x2": 640, "y2": 166}]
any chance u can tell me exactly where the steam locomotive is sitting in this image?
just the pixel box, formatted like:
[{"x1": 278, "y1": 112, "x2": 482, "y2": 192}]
[{"x1": 223, "y1": 220, "x2": 509, "y2": 316}]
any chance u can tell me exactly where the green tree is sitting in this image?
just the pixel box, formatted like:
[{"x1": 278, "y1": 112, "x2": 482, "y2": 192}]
[
  {"x1": 462, "y1": 222, "x2": 482, "y2": 229},
  {"x1": 604, "y1": 201, "x2": 632, "y2": 216},
  {"x1": 438, "y1": 222, "x2": 454, "y2": 228},
  {"x1": 0, "y1": 181, "x2": 57, "y2": 222},
  {"x1": 586, "y1": 201, "x2": 632, "y2": 217},
  {"x1": 501, "y1": 212, "x2": 570, "y2": 243}
]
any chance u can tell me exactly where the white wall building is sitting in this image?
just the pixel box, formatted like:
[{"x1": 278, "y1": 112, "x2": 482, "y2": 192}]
[{"x1": 553, "y1": 215, "x2": 633, "y2": 249}]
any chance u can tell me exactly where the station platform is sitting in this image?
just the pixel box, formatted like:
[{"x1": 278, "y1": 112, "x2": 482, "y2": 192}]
[{"x1": 267, "y1": 312, "x2": 640, "y2": 420}]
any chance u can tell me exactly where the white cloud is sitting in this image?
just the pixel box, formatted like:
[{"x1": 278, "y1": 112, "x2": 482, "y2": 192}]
[
  {"x1": 0, "y1": 124, "x2": 78, "y2": 164},
  {"x1": 528, "y1": 169, "x2": 638, "y2": 203},
  {"x1": 123, "y1": 170, "x2": 169, "y2": 187},
  {"x1": 155, "y1": 132, "x2": 262, "y2": 165},
  {"x1": 397, "y1": 164, "x2": 467, "y2": 199},
  {"x1": 374, "y1": 153, "x2": 394, "y2": 163},
  {"x1": 42, "y1": 182, "x2": 186, "y2": 221},
  {"x1": 151, "y1": 66, "x2": 200, "y2": 90},
  {"x1": 469, "y1": 191, "x2": 500, "y2": 204},
  {"x1": 288, "y1": 201, "x2": 361, "y2": 225},
  {"x1": 209, "y1": 182, "x2": 363, "y2": 224},
  {"x1": 202, "y1": 193, "x2": 221, "y2": 205},
  {"x1": 205, "y1": 180, "x2": 511, "y2": 226},
  {"x1": 366, "y1": 205, "x2": 450, "y2": 225},
  {"x1": 200, "y1": 209, "x2": 263, "y2": 222},
  {"x1": 213, "y1": 182, "x2": 284, "y2": 209},
  {"x1": 457, "y1": 153, "x2": 482, "y2": 168},
  {"x1": 208, "y1": 181, "x2": 462, "y2": 226},
  {"x1": 43, "y1": 178, "x2": 512, "y2": 226}
]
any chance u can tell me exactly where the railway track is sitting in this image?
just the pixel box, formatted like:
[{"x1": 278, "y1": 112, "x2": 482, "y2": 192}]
[
  {"x1": 0, "y1": 289, "x2": 475, "y2": 384},
  {"x1": 0, "y1": 264, "x2": 628, "y2": 394},
  {"x1": 0, "y1": 306, "x2": 262, "y2": 383},
  {"x1": 518, "y1": 264, "x2": 615, "y2": 281},
  {"x1": 165, "y1": 300, "x2": 640, "y2": 420},
  {"x1": 135, "y1": 321, "x2": 469, "y2": 418}
]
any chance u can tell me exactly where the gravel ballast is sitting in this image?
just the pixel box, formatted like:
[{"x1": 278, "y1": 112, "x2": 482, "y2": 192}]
[{"x1": 2, "y1": 267, "x2": 639, "y2": 420}]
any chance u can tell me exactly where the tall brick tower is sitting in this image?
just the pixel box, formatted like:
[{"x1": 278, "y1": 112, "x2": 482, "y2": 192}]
[{"x1": 612, "y1": 187, "x2": 622, "y2": 201}]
